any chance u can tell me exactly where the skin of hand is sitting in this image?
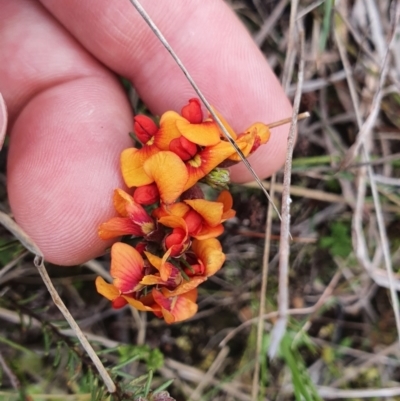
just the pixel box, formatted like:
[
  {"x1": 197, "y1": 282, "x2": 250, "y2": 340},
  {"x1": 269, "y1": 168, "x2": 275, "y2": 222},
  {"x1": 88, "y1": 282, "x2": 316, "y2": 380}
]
[{"x1": 0, "y1": 0, "x2": 292, "y2": 266}]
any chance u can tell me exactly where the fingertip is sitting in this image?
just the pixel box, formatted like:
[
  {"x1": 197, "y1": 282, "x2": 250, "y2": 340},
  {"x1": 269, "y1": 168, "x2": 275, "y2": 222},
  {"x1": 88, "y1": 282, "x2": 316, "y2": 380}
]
[{"x1": 7, "y1": 77, "x2": 132, "y2": 265}]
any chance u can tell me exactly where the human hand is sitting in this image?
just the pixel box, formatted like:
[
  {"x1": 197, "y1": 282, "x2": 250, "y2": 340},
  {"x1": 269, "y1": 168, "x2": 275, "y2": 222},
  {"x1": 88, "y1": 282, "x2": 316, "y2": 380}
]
[{"x1": 0, "y1": 0, "x2": 292, "y2": 265}]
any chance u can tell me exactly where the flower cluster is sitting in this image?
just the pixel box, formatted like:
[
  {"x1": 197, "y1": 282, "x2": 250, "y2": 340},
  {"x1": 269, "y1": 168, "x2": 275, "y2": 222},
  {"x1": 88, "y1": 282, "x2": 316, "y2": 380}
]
[{"x1": 96, "y1": 98, "x2": 270, "y2": 323}]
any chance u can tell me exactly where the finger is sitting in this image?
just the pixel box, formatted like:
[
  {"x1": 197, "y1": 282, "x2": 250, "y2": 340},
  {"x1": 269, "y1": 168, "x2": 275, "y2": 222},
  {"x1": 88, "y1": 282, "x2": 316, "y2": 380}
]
[
  {"x1": 2, "y1": 0, "x2": 133, "y2": 265},
  {"x1": 39, "y1": 0, "x2": 292, "y2": 181}
]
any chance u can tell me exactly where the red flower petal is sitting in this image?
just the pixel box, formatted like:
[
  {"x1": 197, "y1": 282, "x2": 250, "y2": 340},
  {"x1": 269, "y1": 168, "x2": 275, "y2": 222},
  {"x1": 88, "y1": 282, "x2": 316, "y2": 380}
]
[
  {"x1": 181, "y1": 98, "x2": 203, "y2": 124},
  {"x1": 169, "y1": 136, "x2": 198, "y2": 161},
  {"x1": 98, "y1": 217, "x2": 143, "y2": 240},
  {"x1": 183, "y1": 210, "x2": 203, "y2": 235},
  {"x1": 134, "y1": 115, "x2": 158, "y2": 144},
  {"x1": 133, "y1": 183, "x2": 160, "y2": 205}
]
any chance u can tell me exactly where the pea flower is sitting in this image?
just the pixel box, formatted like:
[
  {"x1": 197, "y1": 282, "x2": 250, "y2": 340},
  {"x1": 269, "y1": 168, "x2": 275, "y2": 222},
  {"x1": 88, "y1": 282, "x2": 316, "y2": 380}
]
[{"x1": 95, "y1": 98, "x2": 272, "y2": 324}]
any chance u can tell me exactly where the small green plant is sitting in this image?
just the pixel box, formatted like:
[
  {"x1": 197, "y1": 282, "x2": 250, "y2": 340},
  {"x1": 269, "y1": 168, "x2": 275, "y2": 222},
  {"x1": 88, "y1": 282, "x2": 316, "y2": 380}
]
[
  {"x1": 320, "y1": 221, "x2": 352, "y2": 258},
  {"x1": 280, "y1": 333, "x2": 322, "y2": 401}
]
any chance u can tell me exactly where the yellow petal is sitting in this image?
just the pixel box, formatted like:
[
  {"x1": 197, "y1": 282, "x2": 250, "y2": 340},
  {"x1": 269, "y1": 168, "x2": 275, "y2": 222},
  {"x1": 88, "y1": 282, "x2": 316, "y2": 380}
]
[
  {"x1": 211, "y1": 107, "x2": 237, "y2": 140},
  {"x1": 217, "y1": 190, "x2": 236, "y2": 221},
  {"x1": 113, "y1": 189, "x2": 133, "y2": 217},
  {"x1": 121, "y1": 147, "x2": 158, "y2": 188},
  {"x1": 158, "y1": 215, "x2": 187, "y2": 230},
  {"x1": 192, "y1": 238, "x2": 225, "y2": 277},
  {"x1": 143, "y1": 151, "x2": 189, "y2": 204},
  {"x1": 176, "y1": 120, "x2": 221, "y2": 146},
  {"x1": 156, "y1": 111, "x2": 186, "y2": 150},
  {"x1": 193, "y1": 224, "x2": 224, "y2": 240},
  {"x1": 144, "y1": 251, "x2": 173, "y2": 282},
  {"x1": 140, "y1": 275, "x2": 165, "y2": 285},
  {"x1": 95, "y1": 276, "x2": 120, "y2": 301},
  {"x1": 228, "y1": 123, "x2": 271, "y2": 162},
  {"x1": 249, "y1": 122, "x2": 271, "y2": 144},
  {"x1": 123, "y1": 295, "x2": 160, "y2": 313},
  {"x1": 228, "y1": 131, "x2": 256, "y2": 161},
  {"x1": 184, "y1": 199, "x2": 223, "y2": 227},
  {"x1": 163, "y1": 276, "x2": 206, "y2": 297}
]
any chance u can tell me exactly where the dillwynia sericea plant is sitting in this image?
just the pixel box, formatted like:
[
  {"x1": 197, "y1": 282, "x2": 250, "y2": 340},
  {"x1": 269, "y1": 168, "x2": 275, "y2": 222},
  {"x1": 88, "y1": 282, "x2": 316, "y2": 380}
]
[{"x1": 95, "y1": 98, "x2": 270, "y2": 324}]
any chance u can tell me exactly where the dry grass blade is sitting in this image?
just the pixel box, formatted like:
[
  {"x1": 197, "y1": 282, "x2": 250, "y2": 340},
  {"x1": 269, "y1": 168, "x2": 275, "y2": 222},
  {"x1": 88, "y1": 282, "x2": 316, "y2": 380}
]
[
  {"x1": 0, "y1": 211, "x2": 43, "y2": 257},
  {"x1": 0, "y1": 351, "x2": 21, "y2": 392},
  {"x1": 127, "y1": 0, "x2": 283, "y2": 221},
  {"x1": 245, "y1": 180, "x2": 399, "y2": 212},
  {"x1": 251, "y1": 173, "x2": 275, "y2": 401},
  {"x1": 339, "y1": 7, "x2": 399, "y2": 169},
  {"x1": 315, "y1": 386, "x2": 400, "y2": 399},
  {"x1": 269, "y1": 18, "x2": 305, "y2": 359},
  {"x1": 34, "y1": 257, "x2": 117, "y2": 394},
  {"x1": 335, "y1": 2, "x2": 400, "y2": 340},
  {"x1": 254, "y1": 0, "x2": 289, "y2": 46},
  {"x1": 365, "y1": 146, "x2": 400, "y2": 340},
  {"x1": 190, "y1": 346, "x2": 230, "y2": 401}
]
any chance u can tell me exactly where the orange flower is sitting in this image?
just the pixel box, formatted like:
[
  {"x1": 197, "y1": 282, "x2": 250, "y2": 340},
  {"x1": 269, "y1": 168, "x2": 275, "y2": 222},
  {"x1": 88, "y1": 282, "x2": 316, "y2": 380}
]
[
  {"x1": 183, "y1": 141, "x2": 244, "y2": 191},
  {"x1": 96, "y1": 276, "x2": 161, "y2": 315},
  {"x1": 109, "y1": 242, "x2": 145, "y2": 294},
  {"x1": 158, "y1": 215, "x2": 190, "y2": 257},
  {"x1": 143, "y1": 251, "x2": 176, "y2": 283},
  {"x1": 227, "y1": 122, "x2": 270, "y2": 161},
  {"x1": 95, "y1": 243, "x2": 162, "y2": 313},
  {"x1": 98, "y1": 189, "x2": 154, "y2": 240},
  {"x1": 122, "y1": 150, "x2": 189, "y2": 204},
  {"x1": 152, "y1": 287, "x2": 198, "y2": 324},
  {"x1": 154, "y1": 191, "x2": 235, "y2": 240},
  {"x1": 217, "y1": 190, "x2": 236, "y2": 221},
  {"x1": 96, "y1": 98, "x2": 272, "y2": 323},
  {"x1": 191, "y1": 238, "x2": 226, "y2": 277}
]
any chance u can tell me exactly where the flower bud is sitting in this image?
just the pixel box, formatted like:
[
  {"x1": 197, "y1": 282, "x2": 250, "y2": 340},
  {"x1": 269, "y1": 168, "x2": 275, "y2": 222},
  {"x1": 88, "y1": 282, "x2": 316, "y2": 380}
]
[
  {"x1": 169, "y1": 136, "x2": 197, "y2": 161},
  {"x1": 184, "y1": 210, "x2": 203, "y2": 236},
  {"x1": 202, "y1": 168, "x2": 230, "y2": 190},
  {"x1": 133, "y1": 183, "x2": 160, "y2": 205},
  {"x1": 134, "y1": 115, "x2": 158, "y2": 144},
  {"x1": 181, "y1": 98, "x2": 203, "y2": 124},
  {"x1": 164, "y1": 228, "x2": 190, "y2": 256},
  {"x1": 112, "y1": 296, "x2": 128, "y2": 309}
]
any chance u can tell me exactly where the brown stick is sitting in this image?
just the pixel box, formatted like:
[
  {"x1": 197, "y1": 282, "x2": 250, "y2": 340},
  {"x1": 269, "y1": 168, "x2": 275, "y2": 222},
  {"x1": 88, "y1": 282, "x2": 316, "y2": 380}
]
[{"x1": 267, "y1": 111, "x2": 310, "y2": 129}]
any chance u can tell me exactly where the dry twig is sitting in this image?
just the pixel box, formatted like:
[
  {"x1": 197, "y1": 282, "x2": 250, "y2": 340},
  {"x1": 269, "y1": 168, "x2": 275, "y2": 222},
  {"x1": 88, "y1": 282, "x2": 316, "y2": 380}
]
[
  {"x1": 34, "y1": 257, "x2": 117, "y2": 395},
  {"x1": 269, "y1": 17, "x2": 305, "y2": 359}
]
